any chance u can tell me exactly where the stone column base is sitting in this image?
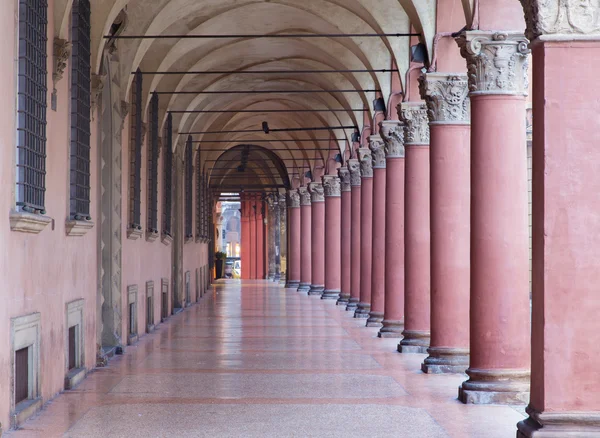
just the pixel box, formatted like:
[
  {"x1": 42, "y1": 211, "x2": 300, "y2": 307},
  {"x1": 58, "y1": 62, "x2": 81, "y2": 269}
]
[
  {"x1": 366, "y1": 311, "x2": 384, "y2": 327},
  {"x1": 321, "y1": 289, "x2": 340, "y2": 300},
  {"x1": 517, "y1": 406, "x2": 600, "y2": 437},
  {"x1": 336, "y1": 293, "x2": 350, "y2": 305},
  {"x1": 346, "y1": 298, "x2": 359, "y2": 311},
  {"x1": 354, "y1": 303, "x2": 370, "y2": 318},
  {"x1": 398, "y1": 330, "x2": 430, "y2": 354},
  {"x1": 421, "y1": 347, "x2": 469, "y2": 374},
  {"x1": 285, "y1": 280, "x2": 300, "y2": 289},
  {"x1": 297, "y1": 282, "x2": 310, "y2": 292},
  {"x1": 378, "y1": 320, "x2": 404, "y2": 338},
  {"x1": 459, "y1": 368, "x2": 530, "y2": 405},
  {"x1": 308, "y1": 285, "x2": 324, "y2": 296}
]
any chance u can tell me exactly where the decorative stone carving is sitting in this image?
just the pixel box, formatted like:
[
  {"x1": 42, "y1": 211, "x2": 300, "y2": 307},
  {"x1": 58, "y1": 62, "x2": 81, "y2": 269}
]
[
  {"x1": 91, "y1": 73, "x2": 106, "y2": 111},
  {"x1": 140, "y1": 122, "x2": 148, "y2": 145},
  {"x1": 53, "y1": 38, "x2": 72, "y2": 87},
  {"x1": 299, "y1": 187, "x2": 311, "y2": 206},
  {"x1": 338, "y1": 167, "x2": 351, "y2": 192},
  {"x1": 279, "y1": 193, "x2": 287, "y2": 208},
  {"x1": 520, "y1": 0, "x2": 600, "y2": 41},
  {"x1": 308, "y1": 182, "x2": 325, "y2": 203},
  {"x1": 288, "y1": 189, "x2": 300, "y2": 208},
  {"x1": 322, "y1": 175, "x2": 341, "y2": 197},
  {"x1": 358, "y1": 148, "x2": 373, "y2": 178},
  {"x1": 9, "y1": 210, "x2": 51, "y2": 234},
  {"x1": 348, "y1": 159, "x2": 361, "y2": 186},
  {"x1": 398, "y1": 103, "x2": 430, "y2": 145},
  {"x1": 455, "y1": 31, "x2": 530, "y2": 96},
  {"x1": 368, "y1": 135, "x2": 386, "y2": 168},
  {"x1": 419, "y1": 73, "x2": 470, "y2": 124},
  {"x1": 119, "y1": 100, "x2": 130, "y2": 132},
  {"x1": 379, "y1": 120, "x2": 405, "y2": 158}
]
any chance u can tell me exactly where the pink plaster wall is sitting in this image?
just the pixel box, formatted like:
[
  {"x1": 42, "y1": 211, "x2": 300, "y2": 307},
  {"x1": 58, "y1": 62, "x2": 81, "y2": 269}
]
[
  {"x1": 435, "y1": 0, "x2": 466, "y2": 72},
  {"x1": 476, "y1": 0, "x2": 525, "y2": 31}
]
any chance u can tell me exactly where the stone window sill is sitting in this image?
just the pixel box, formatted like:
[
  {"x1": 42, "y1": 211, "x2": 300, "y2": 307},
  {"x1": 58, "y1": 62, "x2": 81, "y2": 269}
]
[
  {"x1": 9, "y1": 210, "x2": 51, "y2": 234},
  {"x1": 64, "y1": 367, "x2": 86, "y2": 390},
  {"x1": 185, "y1": 236, "x2": 194, "y2": 244},
  {"x1": 146, "y1": 230, "x2": 159, "y2": 242},
  {"x1": 127, "y1": 334, "x2": 139, "y2": 346},
  {"x1": 65, "y1": 219, "x2": 94, "y2": 237},
  {"x1": 13, "y1": 398, "x2": 43, "y2": 428},
  {"x1": 127, "y1": 226, "x2": 143, "y2": 240},
  {"x1": 161, "y1": 234, "x2": 173, "y2": 246}
]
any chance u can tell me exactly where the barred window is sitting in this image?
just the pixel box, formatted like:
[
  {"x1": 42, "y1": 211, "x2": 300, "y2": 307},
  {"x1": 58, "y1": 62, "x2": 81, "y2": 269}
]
[
  {"x1": 185, "y1": 135, "x2": 193, "y2": 239},
  {"x1": 203, "y1": 173, "x2": 208, "y2": 238},
  {"x1": 129, "y1": 69, "x2": 143, "y2": 231},
  {"x1": 162, "y1": 113, "x2": 173, "y2": 237},
  {"x1": 195, "y1": 151, "x2": 202, "y2": 238},
  {"x1": 69, "y1": 0, "x2": 91, "y2": 220},
  {"x1": 147, "y1": 92, "x2": 159, "y2": 234},
  {"x1": 16, "y1": 0, "x2": 48, "y2": 214}
]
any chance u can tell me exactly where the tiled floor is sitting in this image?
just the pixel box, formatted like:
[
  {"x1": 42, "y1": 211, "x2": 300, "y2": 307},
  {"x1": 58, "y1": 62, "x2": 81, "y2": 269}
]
[{"x1": 9, "y1": 280, "x2": 524, "y2": 437}]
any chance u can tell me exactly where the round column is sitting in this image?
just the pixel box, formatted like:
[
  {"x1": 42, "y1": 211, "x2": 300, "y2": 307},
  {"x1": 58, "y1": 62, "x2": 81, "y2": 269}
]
[
  {"x1": 298, "y1": 187, "x2": 312, "y2": 293},
  {"x1": 367, "y1": 136, "x2": 386, "y2": 327},
  {"x1": 355, "y1": 148, "x2": 374, "y2": 319},
  {"x1": 256, "y1": 199, "x2": 265, "y2": 279},
  {"x1": 346, "y1": 159, "x2": 361, "y2": 311},
  {"x1": 456, "y1": 31, "x2": 530, "y2": 404},
  {"x1": 378, "y1": 121, "x2": 406, "y2": 338},
  {"x1": 285, "y1": 190, "x2": 301, "y2": 288},
  {"x1": 266, "y1": 196, "x2": 276, "y2": 280},
  {"x1": 241, "y1": 197, "x2": 252, "y2": 280},
  {"x1": 308, "y1": 182, "x2": 325, "y2": 295},
  {"x1": 249, "y1": 195, "x2": 258, "y2": 280},
  {"x1": 273, "y1": 197, "x2": 281, "y2": 282},
  {"x1": 420, "y1": 73, "x2": 471, "y2": 374},
  {"x1": 336, "y1": 168, "x2": 352, "y2": 305},
  {"x1": 399, "y1": 103, "x2": 431, "y2": 354},
  {"x1": 279, "y1": 193, "x2": 287, "y2": 285},
  {"x1": 322, "y1": 175, "x2": 342, "y2": 300}
]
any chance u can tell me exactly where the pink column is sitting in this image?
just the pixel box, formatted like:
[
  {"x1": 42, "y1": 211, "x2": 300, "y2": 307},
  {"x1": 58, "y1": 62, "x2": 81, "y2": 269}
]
[
  {"x1": 308, "y1": 182, "x2": 325, "y2": 295},
  {"x1": 367, "y1": 136, "x2": 386, "y2": 327},
  {"x1": 322, "y1": 175, "x2": 342, "y2": 300},
  {"x1": 336, "y1": 168, "x2": 352, "y2": 305},
  {"x1": 398, "y1": 103, "x2": 431, "y2": 354},
  {"x1": 517, "y1": 17, "x2": 600, "y2": 436},
  {"x1": 285, "y1": 190, "x2": 301, "y2": 289},
  {"x1": 297, "y1": 187, "x2": 312, "y2": 292},
  {"x1": 456, "y1": 31, "x2": 530, "y2": 404},
  {"x1": 241, "y1": 197, "x2": 251, "y2": 280},
  {"x1": 419, "y1": 73, "x2": 471, "y2": 374},
  {"x1": 378, "y1": 121, "x2": 405, "y2": 338},
  {"x1": 346, "y1": 159, "x2": 361, "y2": 311},
  {"x1": 249, "y1": 195, "x2": 257, "y2": 280},
  {"x1": 256, "y1": 199, "x2": 265, "y2": 279},
  {"x1": 355, "y1": 148, "x2": 373, "y2": 319}
]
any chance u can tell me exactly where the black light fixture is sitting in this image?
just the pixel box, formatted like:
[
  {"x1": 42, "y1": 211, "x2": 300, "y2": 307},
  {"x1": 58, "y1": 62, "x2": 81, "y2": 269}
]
[
  {"x1": 351, "y1": 132, "x2": 361, "y2": 143},
  {"x1": 305, "y1": 170, "x2": 313, "y2": 180},
  {"x1": 262, "y1": 121, "x2": 270, "y2": 134},
  {"x1": 411, "y1": 43, "x2": 427, "y2": 63},
  {"x1": 374, "y1": 97, "x2": 386, "y2": 113},
  {"x1": 334, "y1": 153, "x2": 343, "y2": 163}
]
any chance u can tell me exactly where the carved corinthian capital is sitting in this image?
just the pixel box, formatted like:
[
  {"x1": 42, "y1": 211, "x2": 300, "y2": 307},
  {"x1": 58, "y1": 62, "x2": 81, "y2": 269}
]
[
  {"x1": 379, "y1": 120, "x2": 405, "y2": 158},
  {"x1": 299, "y1": 187, "x2": 312, "y2": 206},
  {"x1": 455, "y1": 31, "x2": 530, "y2": 96},
  {"x1": 338, "y1": 167, "x2": 352, "y2": 192},
  {"x1": 419, "y1": 73, "x2": 470, "y2": 124},
  {"x1": 348, "y1": 159, "x2": 362, "y2": 187},
  {"x1": 322, "y1": 175, "x2": 341, "y2": 197},
  {"x1": 91, "y1": 73, "x2": 107, "y2": 110},
  {"x1": 308, "y1": 182, "x2": 325, "y2": 203},
  {"x1": 398, "y1": 102, "x2": 430, "y2": 146},
  {"x1": 520, "y1": 0, "x2": 600, "y2": 41},
  {"x1": 358, "y1": 148, "x2": 373, "y2": 178},
  {"x1": 287, "y1": 189, "x2": 300, "y2": 208},
  {"x1": 53, "y1": 38, "x2": 72, "y2": 87},
  {"x1": 368, "y1": 134, "x2": 386, "y2": 169}
]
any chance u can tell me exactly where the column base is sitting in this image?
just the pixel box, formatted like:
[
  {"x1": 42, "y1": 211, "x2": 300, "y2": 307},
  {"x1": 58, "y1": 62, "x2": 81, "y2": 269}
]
[
  {"x1": 421, "y1": 347, "x2": 469, "y2": 374},
  {"x1": 366, "y1": 311, "x2": 384, "y2": 327},
  {"x1": 378, "y1": 319, "x2": 404, "y2": 338},
  {"x1": 346, "y1": 298, "x2": 359, "y2": 311},
  {"x1": 297, "y1": 282, "x2": 310, "y2": 293},
  {"x1": 398, "y1": 330, "x2": 430, "y2": 354},
  {"x1": 458, "y1": 368, "x2": 530, "y2": 405},
  {"x1": 354, "y1": 302, "x2": 370, "y2": 318},
  {"x1": 321, "y1": 289, "x2": 340, "y2": 300},
  {"x1": 517, "y1": 406, "x2": 600, "y2": 437},
  {"x1": 336, "y1": 293, "x2": 350, "y2": 305},
  {"x1": 279, "y1": 274, "x2": 286, "y2": 286},
  {"x1": 308, "y1": 285, "x2": 324, "y2": 296},
  {"x1": 285, "y1": 280, "x2": 300, "y2": 289}
]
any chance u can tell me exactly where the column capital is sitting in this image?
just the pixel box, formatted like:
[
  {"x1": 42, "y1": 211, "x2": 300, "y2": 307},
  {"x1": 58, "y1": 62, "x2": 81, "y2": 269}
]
[
  {"x1": 398, "y1": 102, "x2": 430, "y2": 146},
  {"x1": 418, "y1": 73, "x2": 470, "y2": 125},
  {"x1": 348, "y1": 159, "x2": 362, "y2": 187},
  {"x1": 299, "y1": 186, "x2": 312, "y2": 206},
  {"x1": 308, "y1": 182, "x2": 325, "y2": 203},
  {"x1": 379, "y1": 120, "x2": 405, "y2": 158},
  {"x1": 338, "y1": 167, "x2": 352, "y2": 192},
  {"x1": 278, "y1": 193, "x2": 286, "y2": 207},
  {"x1": 369, "y1": 134, "x2": 386, "y2": 169},
  {"x1": 358, "y1": 148, "x2": 373, "y2": 178},
  {"x1": 322, "y1": 175, "x2": 341, "y2": 197},
  {"x1": 287, "y1": 189, "x2": 300, "y2": 208},
  {"x1": 455, "y1": 31, "x2": 530, "y2": 96},
  {"x1": 520, "y1": 0, "x2": 600, "y2": 42}
]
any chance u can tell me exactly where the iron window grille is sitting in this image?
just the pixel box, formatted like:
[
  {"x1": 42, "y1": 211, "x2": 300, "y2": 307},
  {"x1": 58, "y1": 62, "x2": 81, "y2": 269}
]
[
  {"x1": 195, "y1": 151, "x2": 201, "y2": 238},
  {"x1": 69, "y1": 0, "x2": 91, "y2": 220},
  {"x1": 162, "y1": 113, "x2": 173, "y2": 237},
  {"x1": 185, "y1": 135, "x2": 193, "y2": 239},
  {"x1": 16, "y1": 0, "x2": 48, "y2": 214},
  {"x1": 204, "y1": 175, "x2": 209, "y2": 238},
  {"x1": 147, "y1": 92, "x2": 159, "y2": 234},
  {"x1": 129, "y1": 69, "x2": 143, "y2": 231}
]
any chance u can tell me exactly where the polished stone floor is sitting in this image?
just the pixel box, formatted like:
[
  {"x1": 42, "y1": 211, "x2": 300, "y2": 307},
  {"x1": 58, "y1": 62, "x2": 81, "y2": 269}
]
[{"x1": 10, "y1": 280, "x2": 524, "y2": 437}]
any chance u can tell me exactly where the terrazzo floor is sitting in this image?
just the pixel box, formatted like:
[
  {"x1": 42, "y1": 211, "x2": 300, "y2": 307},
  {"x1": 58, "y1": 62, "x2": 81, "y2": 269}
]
[{"x1": 9, "y1": 280, "x2": 525, "y2": 437}]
